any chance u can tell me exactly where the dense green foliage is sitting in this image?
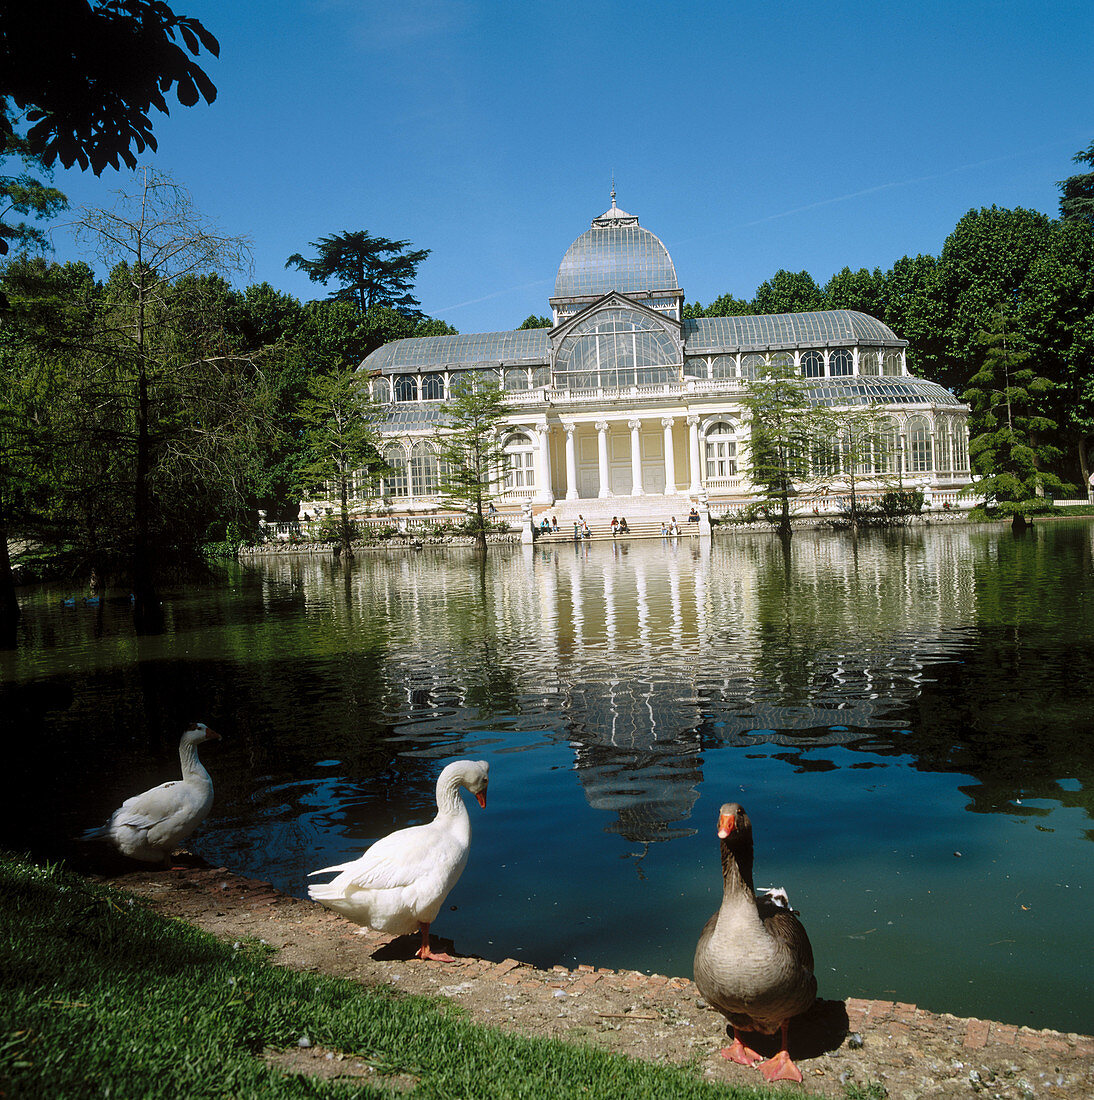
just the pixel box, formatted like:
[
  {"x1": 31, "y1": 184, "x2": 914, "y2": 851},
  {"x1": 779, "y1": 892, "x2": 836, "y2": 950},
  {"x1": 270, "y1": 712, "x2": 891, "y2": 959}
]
[
  {"x1": 286, "y1": 229, "x2": 432, "y2": 315},
  {"x1": 739, "y1": 365, "x2": 834, "y2": 539},
  {"x1": 687, "y1": 170, "x2": 1094, "y2": 495},
  {"x1": 296, "y1": 363, "x2": 385, "y2": 558},
  {"x1": 0, "y1": 853, "x2": 787, "y2": 1100},
  {"x1": 435, "y1": 373, "x2": 512, "y2": 552}
]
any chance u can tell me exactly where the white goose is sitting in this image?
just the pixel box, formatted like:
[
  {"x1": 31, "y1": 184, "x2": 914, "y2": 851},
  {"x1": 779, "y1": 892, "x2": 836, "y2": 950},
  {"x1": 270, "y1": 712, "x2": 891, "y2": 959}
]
[
  {"x1": 87, "y1": 722, "x2": 221, "y2": 865},
  {"x1": 308, "y1": 759, "x2": 489, "y2": 962}
]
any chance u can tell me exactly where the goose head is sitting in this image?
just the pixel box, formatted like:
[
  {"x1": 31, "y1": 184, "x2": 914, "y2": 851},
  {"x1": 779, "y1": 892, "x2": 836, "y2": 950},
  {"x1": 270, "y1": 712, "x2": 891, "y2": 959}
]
[{"x1": 182, "y1": 722, "x2": 221, "y2": 746}]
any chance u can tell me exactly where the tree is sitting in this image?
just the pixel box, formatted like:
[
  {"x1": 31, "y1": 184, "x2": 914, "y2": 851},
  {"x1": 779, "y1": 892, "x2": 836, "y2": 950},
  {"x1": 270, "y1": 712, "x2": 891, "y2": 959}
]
[
  {"x1": 751, "y1": 269, "x2": 824, "y2": 315},
  {"x1": 286, "y1": 230, "x2": 430, "y2": 315},
  {"x1": 811, "y1": 404, "x2": 899, "y2": 531},
  {"x1": 0, "y1": 1, "x2": 219, "y2": 176},
  {"x1": 296, "y1": 364, "x2": 384, "y2": 559},
  {"x1": 71, "y1": 169, "x2": 254, "y2": 629},
  {"x1": 518, "y1": 314, "x2": 551, "y2": 329},
  {"x1": 1058, "y1": 139, "x2": 1094, "y2": 227},
  {"x1": 684, "y1": 292, "x2": 752, "y2": 318},
  {"x1": 822, "y1": 265, "x2": 887, "y2": 317},
  {"x1": 963, "y1": 308, "x2": 1068, "y2": 529},
  {"x1": 740, "y1": 361, "x2": 834, "y2": 540},
  {"x1": 434, "y1": 373, "x2": 510, "y2": 554},
  {"x1": 0, "y1": 124, "x2": 67, "y2": 257}
]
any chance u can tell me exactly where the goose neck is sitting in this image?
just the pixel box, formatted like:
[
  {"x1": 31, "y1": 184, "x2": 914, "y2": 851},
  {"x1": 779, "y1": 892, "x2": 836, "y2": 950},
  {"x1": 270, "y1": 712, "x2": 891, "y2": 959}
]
[{"x1": 721, "y1": 838, "x2": 756, "y2": 900}]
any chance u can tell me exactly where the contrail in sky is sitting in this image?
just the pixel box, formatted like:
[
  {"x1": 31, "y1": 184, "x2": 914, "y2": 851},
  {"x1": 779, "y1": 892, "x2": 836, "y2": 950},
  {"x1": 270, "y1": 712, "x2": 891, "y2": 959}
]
[{"x1": 435, "y1": 138, "x2": 1084, "y2": 314}]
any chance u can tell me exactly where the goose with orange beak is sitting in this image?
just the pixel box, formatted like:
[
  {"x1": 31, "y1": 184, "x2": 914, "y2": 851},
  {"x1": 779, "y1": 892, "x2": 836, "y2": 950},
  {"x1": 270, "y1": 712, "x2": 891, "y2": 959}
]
[
  {"x1": 693, "y1": 802, "x2": 817, "y2": 1083},
  {"x1": 308, "y1": 759, "x2": 488, "y2": 962}
]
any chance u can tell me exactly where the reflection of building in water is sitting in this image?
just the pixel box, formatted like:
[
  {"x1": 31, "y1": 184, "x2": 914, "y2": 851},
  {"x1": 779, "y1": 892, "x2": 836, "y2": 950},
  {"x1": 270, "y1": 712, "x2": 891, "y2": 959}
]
[{"x1": 249, "y1": 529, "x2": 984, "y2": 842}]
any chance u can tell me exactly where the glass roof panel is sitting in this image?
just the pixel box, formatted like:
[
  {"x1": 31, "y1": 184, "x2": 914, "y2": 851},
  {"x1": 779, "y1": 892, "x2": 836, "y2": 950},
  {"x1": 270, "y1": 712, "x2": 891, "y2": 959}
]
[
  {"x1": 805, "y1": 377, "x2": 962, "y2": 408},
  {"x1": 685, "y1": 311, "x2": 903, "y2": 351},
  {"x1": 363, "y1": 329, "x2": 549, "y2": 373},
  {"x1": 555, "y1": 224, "x2": 678, "y2": 297}
]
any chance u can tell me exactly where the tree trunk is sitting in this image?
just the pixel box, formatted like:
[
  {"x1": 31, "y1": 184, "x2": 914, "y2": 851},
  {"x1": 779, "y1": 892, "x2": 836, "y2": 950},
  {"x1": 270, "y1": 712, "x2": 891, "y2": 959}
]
[
  {"x1": 474, "y1": 500, "x2": 487, "y2": 555},
  {"x1": 339, "y1": 475, "x2": 355, "y2": 560},
  {"x1": 0, "y1": 510, "x2": 19, "y2": 649},
  {"x1": 131, "y1": 358, "x2": 162, "y2": 634}
]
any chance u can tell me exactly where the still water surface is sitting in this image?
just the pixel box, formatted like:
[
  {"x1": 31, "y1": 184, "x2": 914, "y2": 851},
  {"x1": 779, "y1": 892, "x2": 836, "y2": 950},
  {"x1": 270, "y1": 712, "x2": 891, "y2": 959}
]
[{"x1": 2, "y1": 522, "x2": 1092, "y2": 1033}]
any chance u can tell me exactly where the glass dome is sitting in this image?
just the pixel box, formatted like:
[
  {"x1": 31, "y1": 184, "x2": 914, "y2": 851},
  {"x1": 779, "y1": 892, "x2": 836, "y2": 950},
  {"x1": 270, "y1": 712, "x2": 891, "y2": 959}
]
[{"x1": 554, "y1": 196, "x2": 678, "y2": 298}]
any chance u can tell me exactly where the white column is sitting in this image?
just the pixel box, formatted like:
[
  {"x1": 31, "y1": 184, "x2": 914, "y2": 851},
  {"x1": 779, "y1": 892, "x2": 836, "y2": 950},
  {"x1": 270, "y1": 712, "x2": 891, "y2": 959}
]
[
  {"x1": 596, "y1": 420, "x2": 611, "y2": 498},
  {"x1": 629, "y1": 418, "x2": 644, "y2": 495},
  {"x1": 563, "y1": 421, "x2": 578, "y2": 500},
  {"x1": 535, "y1": 424, "x2": 552, "y2": 503},
  {"x1": 688, "y1": 415, "x2": 702, "y2": 495},
  {"x1": 662, "y1": 416, "x2": 676, "y2": 494}
]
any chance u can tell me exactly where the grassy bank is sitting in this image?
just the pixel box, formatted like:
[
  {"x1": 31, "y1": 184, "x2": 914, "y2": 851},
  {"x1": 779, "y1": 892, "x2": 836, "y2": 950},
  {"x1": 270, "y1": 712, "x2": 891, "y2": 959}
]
[{"x1": 0, "y1": 853, "x2": 816, "y2": 1100}]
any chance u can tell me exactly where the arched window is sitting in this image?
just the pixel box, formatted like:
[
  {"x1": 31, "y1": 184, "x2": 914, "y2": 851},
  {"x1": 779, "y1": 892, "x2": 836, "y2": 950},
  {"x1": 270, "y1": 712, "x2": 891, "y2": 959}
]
[
  {"x1": 410, "y1": 441, "x2": 440, "y2": 497},
  {"x1": 936, "y1": 419, "x2": 952, "y2": 474},
  {"x1": 953, "y1": 419, "x2": 969, "y2": 472},
  {"x1": 882, "y1": 349, "x2": 903, "y2": 376},
  {"x1": 768, "y1": 351, "x2": 793, "y2": 375},
  {"x1": 531, "y1": 366, "x2": 550, "y2": 388},
  {"x1": 553, "y1": 307, "x2": 679, "y2": 390},
  {"x1": 907, "y1": 416, "x2": 932, "y2": 474},
  {"x1": 801, "y1": 350, "x2": 824, "y2": 379},
  {"x1": 504, "y1": 368, "x2": 528, "y2": 392},
  {"x1": 858, "y1": 350, "x2": 880, "y2": 376},
  {"x1": 740, "y1": 353, "x2": 765, "y2": 380},
  {"x1": 830, "y1": 348, "x2": 853, "y2": 377},
  {"x1": 421, "y1": 372, "x2": 444, "y2": 400},
  {"x1": 394, "y1": 375, "x2": 418, "y2": 402},
  {"x1": 383, "y1": 444, "x2": 409, "y2": 497},
  {"x1": 711, "y1": 354, "x2": 737, "y2": 380},
  {"x1": 472, "y1": 369, "x2": 501, "y2": 392},
  {"x1": 503, "y1": 432, "x2": 535, "y2": 490},
  {"x1": 704, "y1": 420, "x2": 739, "y2": 479}
]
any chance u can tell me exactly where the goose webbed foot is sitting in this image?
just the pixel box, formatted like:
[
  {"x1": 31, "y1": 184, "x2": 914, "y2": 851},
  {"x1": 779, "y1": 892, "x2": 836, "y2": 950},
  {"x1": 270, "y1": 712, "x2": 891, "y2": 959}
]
[
  {"x1": 758, "y1": 1024, "x2": 803, "y2": 1083},
  {"x1": 721, "y1": 1033, "x2": 763, "y2": 1067},
  {"x1": 415, "y1": 924, "x2": 455, "y2": 962}
]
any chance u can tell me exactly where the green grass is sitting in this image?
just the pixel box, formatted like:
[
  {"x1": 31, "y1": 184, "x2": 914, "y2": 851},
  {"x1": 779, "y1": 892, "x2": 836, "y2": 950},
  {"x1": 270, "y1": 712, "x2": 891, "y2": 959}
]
[{"x1": 0, "y1": 852, "x2": 811, "y2": 1099}]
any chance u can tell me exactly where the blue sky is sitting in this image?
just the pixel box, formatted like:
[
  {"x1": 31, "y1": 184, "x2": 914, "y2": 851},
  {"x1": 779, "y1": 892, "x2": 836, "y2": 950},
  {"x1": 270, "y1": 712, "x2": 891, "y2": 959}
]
[{"x1": 37, "y1": 0, "x2": 1094, "y2": 334}]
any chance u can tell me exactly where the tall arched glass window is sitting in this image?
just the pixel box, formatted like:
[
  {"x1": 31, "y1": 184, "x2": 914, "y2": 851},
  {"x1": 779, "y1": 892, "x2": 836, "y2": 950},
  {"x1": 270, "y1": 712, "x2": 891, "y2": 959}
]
[
  {"x1": 801, "y1": 350, "x2": 824, "y2": 378},
  {"x1": 768, "y1": 351, "x2": 793, "y2": 374},
  {"x1": 711, "y1": 354, "x2": 737, "y2": 380},
  {"x1": 421, "y1": 372, "x2": 444, "y2": 400},
  {"x1": 740, "y1": 353, "x2": 765, "y2": 380},
  {"x1": 936, "y1": 419, "x2": 952, "y2": 474},
  {"x1": 503, "y1": 432, "x2": 535, "y2": 490},
  {"x1": 858, "y1": 350, "x2": 880, "y2": 376},
  {"x1": 383, "y1": 444, "x2": 409, "y2": 497},
  {"x1": 504, "y1": 368, "x2": 528, "y2": 392},
  {"x1": 877, "y1": 420, "x2": 899, "y2": 474},
  {"x1": 472, "y1": 369, "x2": 501, "y2": 392},
  {"x1": 394, "y1": 375, "x2": 418, "y2": 402},
  {"x1": 531, "y1": 366, "x2": 550, "y2": 388},
  {"x1": 410, "y1": 441, "x2": 440, "y2": 497},
  {"x1": 704, "y1": 420, "x2": 739, "y2": 479},
  {"x1": 907, "y1": 415, "x2": 932, "y2": 473},
  {"x1": 882, "y1": 349, "x2": 903, "y2": 376},
  {"x1": 372, "y1": 377, "x2": 391, "y2": 402},
  {"x1": 830, "y1": 348, "x2": 853, "y2": 377},
  {"x1": 956, "y1": 421, "x2": 969, "y2": 472},
  {"x1": 553, "y1": 308, "x2": 679, "y2": 390}
]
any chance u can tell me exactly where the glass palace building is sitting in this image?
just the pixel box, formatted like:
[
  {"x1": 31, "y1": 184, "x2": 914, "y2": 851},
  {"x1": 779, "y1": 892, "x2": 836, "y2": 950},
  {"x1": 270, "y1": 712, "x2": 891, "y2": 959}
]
[{"x1": 336, "y1": 196, "x2": 971, "y2": 521}]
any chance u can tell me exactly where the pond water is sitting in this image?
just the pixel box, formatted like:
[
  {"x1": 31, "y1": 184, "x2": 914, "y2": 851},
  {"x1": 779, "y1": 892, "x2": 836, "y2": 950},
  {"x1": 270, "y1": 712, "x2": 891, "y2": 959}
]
[{"x1": 2, "y1": 522, "x2": 1092, "y2": 1034}]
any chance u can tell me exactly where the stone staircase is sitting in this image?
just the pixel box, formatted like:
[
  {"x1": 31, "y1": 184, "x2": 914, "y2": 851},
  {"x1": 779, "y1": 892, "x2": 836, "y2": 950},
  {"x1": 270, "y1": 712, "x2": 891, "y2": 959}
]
[{"x1": 530, "y1": 496, "x2": 702, "y2": 542}]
